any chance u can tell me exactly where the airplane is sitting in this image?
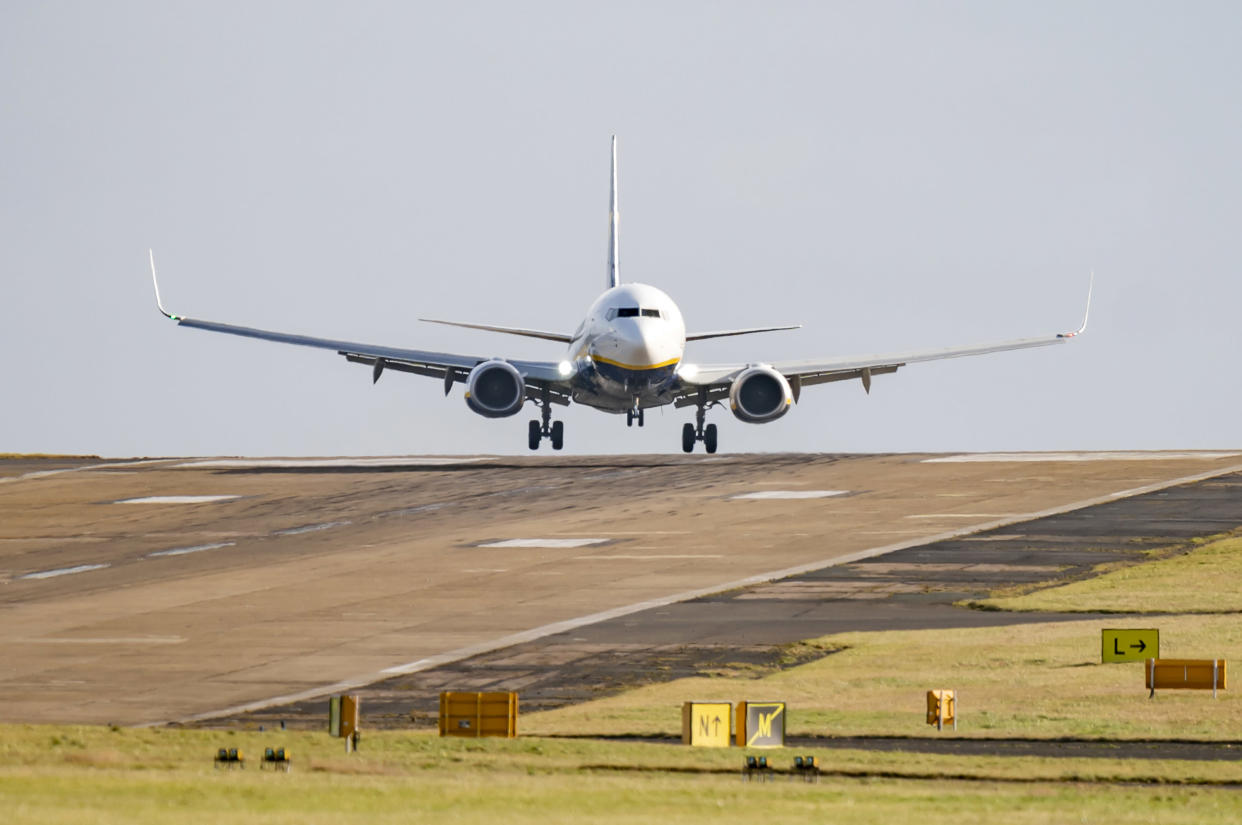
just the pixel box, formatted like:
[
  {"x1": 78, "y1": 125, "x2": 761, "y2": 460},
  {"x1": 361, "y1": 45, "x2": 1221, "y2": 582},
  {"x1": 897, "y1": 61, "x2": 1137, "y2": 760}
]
[{"x1": 149, "y1": 137, "x2": 1091, "y2": 454}]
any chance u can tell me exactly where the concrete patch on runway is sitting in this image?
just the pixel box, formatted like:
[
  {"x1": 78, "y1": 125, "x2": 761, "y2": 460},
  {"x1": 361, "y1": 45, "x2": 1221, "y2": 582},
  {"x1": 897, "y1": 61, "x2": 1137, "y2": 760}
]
[
  {"x1": 731, "y1": 490, "x2": 850, "y2": 500},
  {"x1": 115, "y1": 495, "x2": 242, "y2": 504}
]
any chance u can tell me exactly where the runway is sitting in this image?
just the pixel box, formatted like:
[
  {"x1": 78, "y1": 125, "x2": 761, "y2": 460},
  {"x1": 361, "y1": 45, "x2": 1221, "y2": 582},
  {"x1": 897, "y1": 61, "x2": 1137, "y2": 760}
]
[{"x1": 1, "y1": 451, "x2": 1240, "y2": 726}]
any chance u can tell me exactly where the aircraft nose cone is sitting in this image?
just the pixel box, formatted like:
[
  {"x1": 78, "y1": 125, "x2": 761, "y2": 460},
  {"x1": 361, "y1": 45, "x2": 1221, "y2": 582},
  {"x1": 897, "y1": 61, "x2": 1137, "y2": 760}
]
[{"x1": 594, "y1": 323, "x2": 677, "y2": 370}]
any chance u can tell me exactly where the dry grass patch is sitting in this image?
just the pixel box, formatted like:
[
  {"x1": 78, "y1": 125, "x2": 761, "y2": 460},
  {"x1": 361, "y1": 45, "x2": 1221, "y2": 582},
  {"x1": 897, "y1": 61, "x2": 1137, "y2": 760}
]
[{"x1": 525, "y1": 616, "x2": 1242, "y2": 740}]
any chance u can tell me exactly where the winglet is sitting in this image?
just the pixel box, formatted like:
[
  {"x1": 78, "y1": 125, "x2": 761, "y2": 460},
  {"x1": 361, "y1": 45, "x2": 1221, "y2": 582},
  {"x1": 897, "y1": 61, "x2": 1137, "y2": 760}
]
[
  {"x1": 149, "y1": 249, "x2": 180, "y2": 320},
  {"x1": 1057, "y1": 271, "x2": 1093, "y2": 338}
]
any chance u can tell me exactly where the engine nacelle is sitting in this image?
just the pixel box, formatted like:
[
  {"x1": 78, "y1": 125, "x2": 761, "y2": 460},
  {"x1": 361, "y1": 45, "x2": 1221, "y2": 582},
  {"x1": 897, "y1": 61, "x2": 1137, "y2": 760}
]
[
  {"x1": 465, "y1": 360, "x2": 526, "y2": 418},
  {"x1": 728, "y1": 366, "x2": 793, "y2": 423}
]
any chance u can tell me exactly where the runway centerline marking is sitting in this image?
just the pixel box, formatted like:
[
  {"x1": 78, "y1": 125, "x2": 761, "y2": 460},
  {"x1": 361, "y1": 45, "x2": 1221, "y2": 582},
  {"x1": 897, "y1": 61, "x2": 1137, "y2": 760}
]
[
  {"x1": 905, "y1": 514, "x2": 1019, "y2": 519},
  {"x1": 148, "y1": 542, "x2": 236, "y2": 558},
  {"x1": 274, "y1": 521, "x2": 351, "y2": 536},
  {"x1": 478, "y1": 538, "x2": 609, "y2": 549},
  {"x1": 731, "y1": 490, "x2": 850, "y2": 500},
  {"x1": 115, "y1": 495, "x2": 241, "y2": 504},
  {"x1": 167, "y1": 458, "x2": 1242, "y2": 728},
  {"x1": 572, "y1": 554, "x2": 723, "y2": 560},
  {"x1": 20, "y1": 564, "x2": 110, "y2": 580}
]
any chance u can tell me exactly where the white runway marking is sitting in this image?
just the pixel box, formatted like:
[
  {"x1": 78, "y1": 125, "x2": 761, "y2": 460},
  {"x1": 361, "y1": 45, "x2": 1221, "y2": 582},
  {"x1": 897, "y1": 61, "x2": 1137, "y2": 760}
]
[
  {"x1": 924, "y1": 451, "x2": 1241, "y2": 463},
  {"x1": 148, "y1": 542, "x2": 236, "y2": 558},
  {"x1": 176, "y1": 457, "x2": 490, "y2": 469},
  {"x1": 0, "y1": 458, "x2": 173, "y2": 485},
  {"x1": 732, "y1": 490, "x2": 850, "y2": 500},
  {"x1": 20, "y1": 563, "x2": 110, "y2": 580},
  {"x1": 573, "y1": 554, "x2": 723, "y2": 560},
  {"x1": 905, "y1": 513, "x2": 1018, "y2": 519},
  {"x1": 116, "y1": 495, "x2": 241, "y2": 504},
  {"x1": 274, "y1": 521, "x2": 351, "y2": 536},
  {"x1": 478, "y1": 538, "x2": 609, "y2": 549}
]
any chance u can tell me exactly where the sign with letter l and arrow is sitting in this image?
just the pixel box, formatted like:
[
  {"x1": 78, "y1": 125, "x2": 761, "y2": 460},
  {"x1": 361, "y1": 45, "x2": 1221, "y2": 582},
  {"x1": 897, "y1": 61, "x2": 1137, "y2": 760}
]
[{"x1": 1101, "y1": 629, "x2": 1159, "y2": 663}]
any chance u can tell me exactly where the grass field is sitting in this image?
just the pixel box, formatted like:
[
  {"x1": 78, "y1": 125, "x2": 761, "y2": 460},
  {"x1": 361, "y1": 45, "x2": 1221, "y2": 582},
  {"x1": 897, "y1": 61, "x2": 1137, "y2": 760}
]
[
  {"x1": 7, "y1": 523, "x2": 1242, "y2": 822},
  {"x1": 524, "y1": 616, "x2": 1242, "y2": 740},
  {"x1": 3, "y1": 726, "x2": 1242, "y2": 825}
]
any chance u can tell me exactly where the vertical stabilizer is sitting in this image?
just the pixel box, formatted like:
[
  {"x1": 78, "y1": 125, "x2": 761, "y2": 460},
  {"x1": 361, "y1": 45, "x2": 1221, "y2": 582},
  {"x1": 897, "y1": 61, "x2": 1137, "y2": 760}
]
[{"x1": 607, "y1": 136, "x2": 620, "y2": 288}]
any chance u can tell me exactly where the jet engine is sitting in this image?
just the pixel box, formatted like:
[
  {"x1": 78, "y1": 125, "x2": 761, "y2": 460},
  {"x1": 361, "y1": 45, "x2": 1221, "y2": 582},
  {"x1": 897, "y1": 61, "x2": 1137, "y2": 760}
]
[
  {"x1": 465, "y1": 360, "x2": 526, "y2": 418},
  {"x1": 728, "y1": 366, "x2": 793, "y2": 423}
]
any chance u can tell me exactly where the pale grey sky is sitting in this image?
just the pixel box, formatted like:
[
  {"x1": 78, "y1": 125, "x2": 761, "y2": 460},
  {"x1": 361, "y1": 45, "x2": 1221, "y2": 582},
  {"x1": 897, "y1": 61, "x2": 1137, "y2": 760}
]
[{"x1": 2, "y1": 1, "x2": 1239, "y2": 456}]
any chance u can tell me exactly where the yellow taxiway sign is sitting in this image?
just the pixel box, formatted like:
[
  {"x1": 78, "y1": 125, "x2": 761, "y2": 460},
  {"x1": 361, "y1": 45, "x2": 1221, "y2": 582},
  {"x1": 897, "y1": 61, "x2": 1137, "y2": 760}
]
[{"x1": 1102, "y1": 629, "x2": 1159, "y2": 663}]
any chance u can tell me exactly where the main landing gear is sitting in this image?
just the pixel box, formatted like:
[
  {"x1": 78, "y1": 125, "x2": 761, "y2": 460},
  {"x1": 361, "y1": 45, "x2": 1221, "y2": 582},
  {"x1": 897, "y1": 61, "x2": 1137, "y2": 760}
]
[
  {"x1": 528, "y1": 390, "x2": 563, "y2": 450},
  {"x1": 681, "y1": 392, "x2": 718, "y2": 454}
]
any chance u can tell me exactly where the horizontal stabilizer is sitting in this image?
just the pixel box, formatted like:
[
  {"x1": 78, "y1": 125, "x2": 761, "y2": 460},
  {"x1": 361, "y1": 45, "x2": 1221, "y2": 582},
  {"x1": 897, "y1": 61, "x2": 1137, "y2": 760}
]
[{"x1": 419, "y1": 318, "x2": 572, "y2": 343}]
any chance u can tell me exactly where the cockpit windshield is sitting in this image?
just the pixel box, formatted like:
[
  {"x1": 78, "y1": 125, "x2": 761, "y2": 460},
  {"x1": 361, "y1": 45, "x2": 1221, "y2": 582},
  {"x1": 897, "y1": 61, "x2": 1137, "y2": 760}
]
[{"x1": 606, "y1": 307, "x2": 662, "y2": 320}]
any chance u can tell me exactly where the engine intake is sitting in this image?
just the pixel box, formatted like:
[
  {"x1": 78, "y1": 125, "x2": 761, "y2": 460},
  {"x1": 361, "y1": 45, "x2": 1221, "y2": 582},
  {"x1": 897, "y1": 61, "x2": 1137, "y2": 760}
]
[
  {"x1": 465, "y1": 360, "x2": 525, "y2": 418},
  {"x1": 729, "y1": 366, "x2": 792, "y2": 423}
]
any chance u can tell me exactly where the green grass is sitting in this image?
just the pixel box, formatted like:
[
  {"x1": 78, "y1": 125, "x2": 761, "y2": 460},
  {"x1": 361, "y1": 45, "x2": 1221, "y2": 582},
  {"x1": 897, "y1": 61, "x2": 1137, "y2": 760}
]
[
  {"x1": 970, "y1": 534, "x2": 1242, "y2": 614},
  {"x1": 2, "y1": 726, "x2": 1242, "y2": 825}
]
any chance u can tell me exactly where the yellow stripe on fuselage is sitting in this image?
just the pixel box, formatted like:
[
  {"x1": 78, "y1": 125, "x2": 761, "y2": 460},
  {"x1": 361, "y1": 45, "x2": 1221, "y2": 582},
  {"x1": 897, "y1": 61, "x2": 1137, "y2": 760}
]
[{"x1": 590, "y1": 354, "x2": 681, "y2": 372}]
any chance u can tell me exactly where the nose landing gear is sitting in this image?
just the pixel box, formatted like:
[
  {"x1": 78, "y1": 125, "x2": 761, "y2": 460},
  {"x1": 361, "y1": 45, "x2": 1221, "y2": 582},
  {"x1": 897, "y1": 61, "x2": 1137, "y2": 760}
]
[
  {"x1": 626, "y1": 404, "x2": 645, "y2": 427},
  {"x1": 528, "y1": 389, "x2": 564, "y2": 450},
  {"x1": 681, "y1": 392, "x2": 718, "y2": 454}
]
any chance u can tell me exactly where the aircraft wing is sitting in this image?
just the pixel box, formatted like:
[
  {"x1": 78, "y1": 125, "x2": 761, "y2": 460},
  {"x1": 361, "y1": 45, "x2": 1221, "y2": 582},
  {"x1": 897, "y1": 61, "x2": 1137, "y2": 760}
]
[
  {"x1": 685, "y1": 324, "x2": 801, "y2": 341},
  {"x1": 149, "y1": 253, "x2": 567, "y2": 387},
  {"x1": 675, "y1": 276, "x2": 1091, "y2": 403}
]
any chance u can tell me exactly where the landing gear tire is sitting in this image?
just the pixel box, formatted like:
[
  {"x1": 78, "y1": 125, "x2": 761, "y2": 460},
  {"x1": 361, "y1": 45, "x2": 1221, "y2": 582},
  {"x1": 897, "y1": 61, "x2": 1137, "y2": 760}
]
[
  {"x1": 550, "y1": 420, "x2": 564, "y2": 450},
  {"x1": 681, "y1": 422, "x2": 695, "y2": 453},
  {"x1": 704, "y1": 423, "x2": 718, "y2": 454},
  {"x1": 626, "y1": 410, "x2": 634, "y2": 427},
  {"x1": 528, "y1": 420, "x2": 541, "y2": 451}
]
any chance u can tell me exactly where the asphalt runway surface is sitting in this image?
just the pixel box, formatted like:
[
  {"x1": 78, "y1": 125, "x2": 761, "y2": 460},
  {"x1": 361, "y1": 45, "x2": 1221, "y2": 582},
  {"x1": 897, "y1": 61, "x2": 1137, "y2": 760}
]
[{"x1": 3, "y1": 451, "x2": 1242, "y2": 731}]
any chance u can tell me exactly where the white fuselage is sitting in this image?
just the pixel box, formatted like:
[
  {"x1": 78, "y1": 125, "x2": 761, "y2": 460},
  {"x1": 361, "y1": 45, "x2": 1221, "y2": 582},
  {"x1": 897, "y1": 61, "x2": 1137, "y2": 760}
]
[{"x1": 565, "y1": 283, "x2": 687, "y2": 411}]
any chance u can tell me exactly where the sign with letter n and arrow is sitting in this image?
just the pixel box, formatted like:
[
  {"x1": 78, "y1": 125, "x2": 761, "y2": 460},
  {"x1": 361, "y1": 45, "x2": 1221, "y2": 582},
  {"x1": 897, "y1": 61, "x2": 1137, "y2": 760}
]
[{"x1": 1102, "y1": 629, "x2": 1159, "y2": 663}]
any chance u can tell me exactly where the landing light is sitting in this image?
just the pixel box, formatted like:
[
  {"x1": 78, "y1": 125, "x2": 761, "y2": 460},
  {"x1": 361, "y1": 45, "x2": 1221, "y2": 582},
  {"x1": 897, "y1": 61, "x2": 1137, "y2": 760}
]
[{"x1": 557, "y1": 360, "x2": 574, "y2": 377}]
